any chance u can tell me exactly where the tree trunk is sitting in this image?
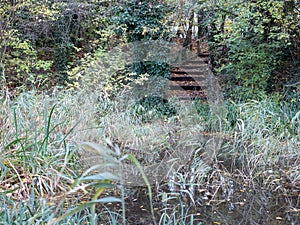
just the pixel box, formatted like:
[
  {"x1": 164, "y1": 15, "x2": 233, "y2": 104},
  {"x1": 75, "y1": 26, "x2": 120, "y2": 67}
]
[{"x1": 183, "y1": 11, "x2": 193, "y2": 51}]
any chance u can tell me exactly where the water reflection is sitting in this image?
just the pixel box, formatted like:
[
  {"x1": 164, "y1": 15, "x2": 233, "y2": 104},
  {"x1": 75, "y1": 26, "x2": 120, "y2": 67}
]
[{"x1": 165, "y1": 175, "x2": 299, "y2": 225}]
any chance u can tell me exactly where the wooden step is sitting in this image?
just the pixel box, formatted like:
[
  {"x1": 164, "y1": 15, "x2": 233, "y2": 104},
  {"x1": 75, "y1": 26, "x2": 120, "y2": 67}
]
[
  {"x1": 170, "y1": 70, "x2": 187, "y2": 74},
  {"x1": 171, "y1": 67, "x2": 208, "y2": 75},
  {"x1": 178, "y1": 64, "x2": 207, "y2": 69},
  {"x1": 176, "y1": 96, "x2": 207, "y2": 101},
  {"x1": 182, "y1": 71, "x2": 207, "y2": 75},
  {"x1": 198, "y1": 52, "x2": 210, "y2": 57},
  {"x1": 184, "y1": 59, "x2": 205, "y2": 63},
  {"x1": 168, "y1": 55, "x2": 209, "y2": 102},
  {"x1": 169, "y1": 85, "x2": 204, "y2": 91},
  {"x1": 169, "y1": 76, "x2": 205, "y2": 82}
]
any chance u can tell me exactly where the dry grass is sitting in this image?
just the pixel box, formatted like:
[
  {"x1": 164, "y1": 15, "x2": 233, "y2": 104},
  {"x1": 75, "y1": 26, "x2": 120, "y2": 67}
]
[{"x1": 0, "y1": 85, "x2": 299, "y2": 224}]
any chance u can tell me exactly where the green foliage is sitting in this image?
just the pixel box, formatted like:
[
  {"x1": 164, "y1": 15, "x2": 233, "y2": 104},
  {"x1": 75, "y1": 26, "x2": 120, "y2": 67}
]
[
  {"x1": 0, "y1": 28, "x2": 53, "y2": 91},
  {"x1": 0, "y1": 194, "x2": 55, "y2": 224},
  {"x1": 112, "y1": 0, "x2": 172, "y2": 41},
  {"x1": 49, "y1": 141, "x2": 122, "y2": 225},
  {"x1": 199, "y1": 0, "x2": 300, "y2": 100},
  {"x1": 130, "y1": 61, "x2": 170, "y2": 78},
  {"x1": 225, "y1": 96, "x2": 300, "y2": 138},
  {"x1": 0, "y1": 0, "x2": 114, "y2": 90},
  {"x1": 0, "y1": 1, "x2": 57, "y2": 90},
  {"x1": 191, "y1": 100, "x2": 210, "y2": 121},
  {"x1": 132, "y1": 95, "x2": 177, "y2": 122}
]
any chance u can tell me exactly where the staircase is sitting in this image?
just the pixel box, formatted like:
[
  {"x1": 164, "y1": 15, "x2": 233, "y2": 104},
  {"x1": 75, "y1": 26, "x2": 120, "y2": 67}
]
[{"x1": 168, "y1": 53, "x2": 210, "y2": 101}]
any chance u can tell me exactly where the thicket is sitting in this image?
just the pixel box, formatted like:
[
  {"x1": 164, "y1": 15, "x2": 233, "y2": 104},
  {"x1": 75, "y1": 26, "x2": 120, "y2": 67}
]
[
  {"x1": 198, "y1": 0, "x2": 300, "y2": 101},
  {"x1": 1, "y1": 0, "x2": 298, "y2": 101},
  {"x1": 0, "y1": 0, "x2": 114, "y2": 92}
]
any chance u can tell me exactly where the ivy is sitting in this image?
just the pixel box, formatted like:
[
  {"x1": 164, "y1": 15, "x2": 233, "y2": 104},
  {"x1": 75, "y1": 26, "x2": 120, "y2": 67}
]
[{"x1": 112, "y1": 0, "x2": 172, "y2": 41}]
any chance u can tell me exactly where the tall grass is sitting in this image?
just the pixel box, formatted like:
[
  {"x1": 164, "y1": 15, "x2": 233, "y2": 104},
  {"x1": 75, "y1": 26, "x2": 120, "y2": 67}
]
[
  {"x1": 223, "y1": 98, "x2": 299, "y2": 168},
  {"x1": 0, "y1": 87, "x2": 299, "y2": 224},
  {"x1": 0, "y1": 89, "x2": 115, "y2": 224}
]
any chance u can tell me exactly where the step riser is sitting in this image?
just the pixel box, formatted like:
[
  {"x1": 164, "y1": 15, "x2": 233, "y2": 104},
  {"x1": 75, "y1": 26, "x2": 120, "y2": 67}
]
[
  {"x1": 169, "y1": 77, "x2": 205, "y2": 82},
  {"x1": 170, "y1": 69, "x2": 207, "y2": 73},
  {"x1": 169, "y1": 86, "x2": 204, "y2": 91},
  {"x1": 180, "y1": 63, "x2": 207, "y2": 67},
  {"x1": 172, "y1": 64, "x2": 207, "y2": 69},
  {"x1": 176, "y1": 97, "x2": 207, "y2": 101}
]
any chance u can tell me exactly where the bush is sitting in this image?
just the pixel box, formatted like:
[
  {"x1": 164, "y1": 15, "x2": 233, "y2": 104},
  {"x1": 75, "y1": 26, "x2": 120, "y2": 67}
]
[
  {"x1": 200, "y1": 0, "x2": 299, "y2": 100},
  {"x1": 132, "y1": 95, "x2": 177, "y2": 122},
  {"x1": 112, "y1": 0, "x2": 172, "y2": 41}
]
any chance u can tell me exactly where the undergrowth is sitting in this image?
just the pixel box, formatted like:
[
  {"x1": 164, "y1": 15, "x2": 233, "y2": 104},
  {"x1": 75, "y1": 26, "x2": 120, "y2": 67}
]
[{"x1": 0, "y1": 86, "x2": 299, "y2": 224}]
